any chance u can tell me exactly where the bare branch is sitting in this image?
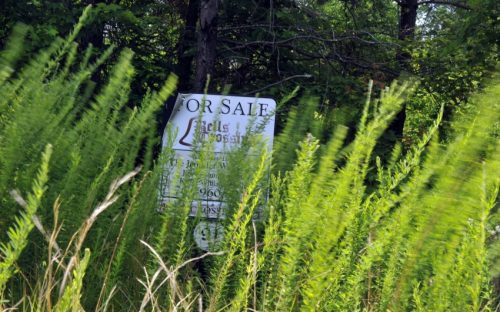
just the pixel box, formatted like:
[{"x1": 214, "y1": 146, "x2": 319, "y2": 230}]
[{"x1": 243, "y1": 74, "x2": 312, "y2": 95}]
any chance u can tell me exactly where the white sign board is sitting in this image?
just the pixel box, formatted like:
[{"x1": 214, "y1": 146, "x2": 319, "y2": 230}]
[{"x1": 159, "y1": 93, "x2": 276, "y2": 220}]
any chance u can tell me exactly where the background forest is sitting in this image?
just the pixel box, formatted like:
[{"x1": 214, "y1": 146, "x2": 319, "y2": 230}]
[
  {"x1": 1, "y1": 0, "x2": 498, "y2": 140},
  {"x1": 0, "y1": 0, "x2": 498, "y2": 311}
]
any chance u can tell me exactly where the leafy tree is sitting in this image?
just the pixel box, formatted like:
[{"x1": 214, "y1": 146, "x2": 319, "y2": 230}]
[{"x1": 404, "y1": 0, "x2": 498, "y2": 143}]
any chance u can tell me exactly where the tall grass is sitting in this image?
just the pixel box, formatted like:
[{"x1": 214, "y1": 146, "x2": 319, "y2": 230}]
[{"x1": 0, "y1": 8, "x2": 498, "y2": 311}]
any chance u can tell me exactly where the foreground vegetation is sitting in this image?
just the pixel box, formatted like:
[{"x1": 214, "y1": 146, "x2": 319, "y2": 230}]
[{"x1": 0, "y1": 14, "x2": 499, "y2": 312}]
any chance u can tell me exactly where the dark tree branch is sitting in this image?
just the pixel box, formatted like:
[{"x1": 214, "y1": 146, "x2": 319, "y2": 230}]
[
  {"x1": 219, "y1": 32, "x2": 397, "y2": 50},
  {"x1": 243, "y1": 74, "x2": 312, "y2": 95}
]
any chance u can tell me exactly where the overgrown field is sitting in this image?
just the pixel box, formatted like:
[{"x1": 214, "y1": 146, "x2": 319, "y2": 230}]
[{"x1": 0, "y1": 12, "x2": 499, "y2": 312}]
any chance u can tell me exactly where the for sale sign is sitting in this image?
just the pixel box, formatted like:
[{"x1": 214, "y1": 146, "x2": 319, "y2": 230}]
[{"x1": 159, "y1": 94, "x2": 276, "y2": 220}]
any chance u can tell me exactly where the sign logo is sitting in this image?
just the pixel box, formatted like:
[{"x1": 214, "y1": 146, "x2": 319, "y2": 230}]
[{"x1": 193, "y1": 221, "x2": 224, "y2": 251}]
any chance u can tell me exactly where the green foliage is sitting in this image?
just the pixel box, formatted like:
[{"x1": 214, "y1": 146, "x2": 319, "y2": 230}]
[
  {"x1": 0, "y1": 16, "x2": 498, "y2": 311},
  {"x1": 273, "y1": 95, "x2": 324, "y2": 173},
  {"x1": 0, "y1": 144, "x2": 52, "y2": 295},
  {"x1": 404, "y1": 0, "x2": 498, "y2": 144},
  {"x1": 54, "y1": 249, "x2": 91, "y2": 312},
  {"x1": 0, "y1": 11, "x2": 178, "y2": 309}
]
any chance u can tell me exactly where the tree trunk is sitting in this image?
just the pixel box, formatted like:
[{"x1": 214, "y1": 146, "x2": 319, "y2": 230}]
[
  {"x1": 397, "y1": 0, "x2": 418, "y2": 65},
  {"x1": 193, "y1": 0, "x2": 218, "y2": 93},
  {"x1": 391, "y1": 0, "x2": 419, "y2": 140},
  {"x1": 160, "y1": 0, "x2": 200, "y2": 141},
  {"x1": 176, "y1": 0, "x2": 200, "y2": 92}
]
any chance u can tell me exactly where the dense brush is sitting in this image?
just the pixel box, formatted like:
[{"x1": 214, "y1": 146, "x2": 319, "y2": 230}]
[{"x1": 0, "y1": 7, "x2": 498, "y2": 311}]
